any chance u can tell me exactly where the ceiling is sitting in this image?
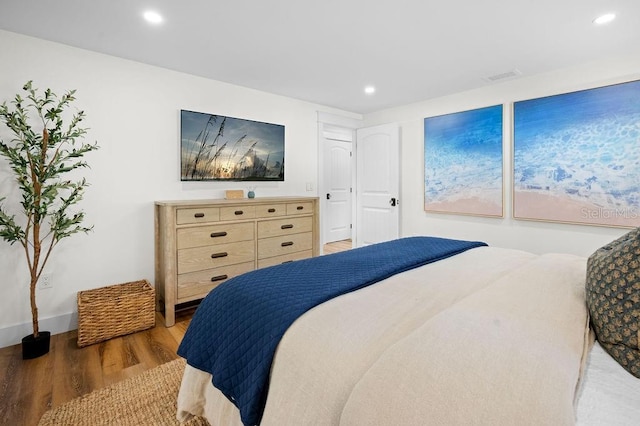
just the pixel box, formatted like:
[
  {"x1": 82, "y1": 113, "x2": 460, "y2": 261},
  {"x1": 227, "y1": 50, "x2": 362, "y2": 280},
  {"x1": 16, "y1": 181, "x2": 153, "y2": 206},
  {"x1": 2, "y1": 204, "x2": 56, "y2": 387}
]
[{"x1": 0, "y1": 0, "x2": 638, "y2": 114}]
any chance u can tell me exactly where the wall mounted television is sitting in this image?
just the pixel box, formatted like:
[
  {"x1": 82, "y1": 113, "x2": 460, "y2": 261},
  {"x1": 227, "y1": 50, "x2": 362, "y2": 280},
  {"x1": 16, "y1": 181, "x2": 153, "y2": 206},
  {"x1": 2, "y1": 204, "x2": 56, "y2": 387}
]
[{"x1": 180, "y1": 109, "x2": 285, "y2": 181}]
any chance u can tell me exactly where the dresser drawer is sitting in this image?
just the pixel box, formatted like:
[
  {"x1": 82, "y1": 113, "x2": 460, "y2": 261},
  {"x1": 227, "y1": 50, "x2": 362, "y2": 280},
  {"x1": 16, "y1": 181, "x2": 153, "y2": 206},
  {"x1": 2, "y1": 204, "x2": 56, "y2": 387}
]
[
  {"x1": 220, "y1": 205, "x2": 256, "y2": 221},
  {"x1": 286, "y1": 202, "x2": 313, "y2": 215},
  {"x1": 177, "y1": 222, "x2": 254, "y2": 250},
  {"x1": 257, "y1": 216, "x2": 312, "y2": 239},
  {"x1": 176, "y1": 207, "x2": 220, "y2": 225},
  {"x1": 258, "y1": 232, "x2": 313, "y2": 259},
  {"x1": 177, "y1": 261, "x2": 254, "y2": 300},
  {"x1": 257, "y1": 250, "x2": 313, "y2": 268},
  {"x1": 255, "y1": 203, "x2": 286, "y2": 218},
  {"x1": 178, "y1": 240, "x2": 255, "y2": 274}
]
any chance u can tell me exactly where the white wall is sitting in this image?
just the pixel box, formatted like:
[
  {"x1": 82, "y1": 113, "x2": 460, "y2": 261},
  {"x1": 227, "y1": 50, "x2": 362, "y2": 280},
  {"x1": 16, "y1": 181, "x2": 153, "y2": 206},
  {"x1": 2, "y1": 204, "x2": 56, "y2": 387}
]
[
  {"x1": 2, "y1": 30, "x2": 638, "y2": 348},
  {"x1": 363, "y1": 53, "x2": 640, "y2": 256},
  {"x1": 0, "y1": 30, "x2": 361, "y2": 347}
]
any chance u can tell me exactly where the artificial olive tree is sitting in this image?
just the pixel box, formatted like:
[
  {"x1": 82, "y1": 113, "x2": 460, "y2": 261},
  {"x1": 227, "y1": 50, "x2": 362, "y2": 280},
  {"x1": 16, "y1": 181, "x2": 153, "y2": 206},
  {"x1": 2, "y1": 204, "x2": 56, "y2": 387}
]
[{"x1": 0, "y1": 81, "x2": 98, "y2": 339}]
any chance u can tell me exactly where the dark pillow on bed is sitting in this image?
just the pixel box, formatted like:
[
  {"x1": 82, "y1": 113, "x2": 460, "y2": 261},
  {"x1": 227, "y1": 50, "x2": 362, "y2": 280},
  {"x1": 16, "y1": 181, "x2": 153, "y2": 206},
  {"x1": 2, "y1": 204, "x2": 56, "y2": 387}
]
[{"x1": 586, "y1": 228, "x2": 640, "y2": 379}]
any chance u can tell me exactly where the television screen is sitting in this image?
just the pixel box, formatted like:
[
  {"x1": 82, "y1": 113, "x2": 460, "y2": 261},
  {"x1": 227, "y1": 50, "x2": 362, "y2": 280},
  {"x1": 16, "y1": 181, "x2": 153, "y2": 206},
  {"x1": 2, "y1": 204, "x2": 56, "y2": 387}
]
[{"x1": 180, "y1": 109, "x2": 285, "y2": 181}]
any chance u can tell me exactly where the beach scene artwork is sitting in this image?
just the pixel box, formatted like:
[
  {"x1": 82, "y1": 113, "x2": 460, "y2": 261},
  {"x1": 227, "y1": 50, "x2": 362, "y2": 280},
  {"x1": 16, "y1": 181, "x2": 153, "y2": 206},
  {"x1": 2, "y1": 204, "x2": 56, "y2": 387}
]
[
  {"x1": 513, "y1": 80, "x2": 640, "y2": 227},
  {"x1": 181, "y1": 110, "x2": 285, "y2": 181},
  {"x1": 424, "y1": 105, "x2": 503, "y2": 217}
]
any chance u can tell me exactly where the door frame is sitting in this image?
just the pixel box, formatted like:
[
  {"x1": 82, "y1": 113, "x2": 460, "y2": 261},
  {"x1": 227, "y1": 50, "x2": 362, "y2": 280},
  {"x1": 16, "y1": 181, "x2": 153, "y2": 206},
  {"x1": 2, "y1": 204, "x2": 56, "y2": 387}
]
[
  {"x1": 317, "y1": 112, "x2": 361, "y2": 252},
  {"x1": 317, "y1": 113, "x2": 401, "y2": 251}
]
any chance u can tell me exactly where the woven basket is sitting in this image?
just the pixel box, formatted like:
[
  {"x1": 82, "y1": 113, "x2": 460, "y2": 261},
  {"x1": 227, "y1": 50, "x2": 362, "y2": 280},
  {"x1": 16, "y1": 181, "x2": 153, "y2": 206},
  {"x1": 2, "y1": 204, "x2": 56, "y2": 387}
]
[{"x1": 77, "y1": 280, "x2": 155, "y2": 347}]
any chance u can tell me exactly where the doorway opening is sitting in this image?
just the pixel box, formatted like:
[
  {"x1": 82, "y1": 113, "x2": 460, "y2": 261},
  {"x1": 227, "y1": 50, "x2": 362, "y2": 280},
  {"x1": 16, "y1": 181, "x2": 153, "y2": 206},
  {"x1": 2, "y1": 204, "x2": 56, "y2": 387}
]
[{"x1": 318, "y1": 113, "x2": 400, "y2": 252}]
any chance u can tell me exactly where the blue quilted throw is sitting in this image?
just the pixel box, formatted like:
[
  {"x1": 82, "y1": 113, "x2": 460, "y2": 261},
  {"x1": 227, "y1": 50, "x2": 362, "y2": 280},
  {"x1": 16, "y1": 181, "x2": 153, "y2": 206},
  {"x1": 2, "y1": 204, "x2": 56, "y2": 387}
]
[{"x1": 178, "y1": 236, "x2": 486, "y2": 425}]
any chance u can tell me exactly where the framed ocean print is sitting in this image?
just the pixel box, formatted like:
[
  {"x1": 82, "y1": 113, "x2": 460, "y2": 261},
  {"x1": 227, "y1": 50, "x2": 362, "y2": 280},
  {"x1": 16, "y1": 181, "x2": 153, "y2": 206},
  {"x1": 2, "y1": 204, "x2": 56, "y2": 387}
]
[
  {"x1": 180, "y1": 109, "x2": 285, "y2": 181},
  {"x1": 513, "y1": 80, "x2": 640, "y2": 228},
  {"x1": 424, "y1": 104, "x2": 503, "y2": 217}
]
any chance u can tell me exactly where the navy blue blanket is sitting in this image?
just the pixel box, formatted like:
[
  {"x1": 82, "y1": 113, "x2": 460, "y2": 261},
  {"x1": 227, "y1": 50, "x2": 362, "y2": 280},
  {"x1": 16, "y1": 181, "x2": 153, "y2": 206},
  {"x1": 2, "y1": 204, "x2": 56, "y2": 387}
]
[{"x1": 178, "y1": 236, "x2": 486, "y2": 425}]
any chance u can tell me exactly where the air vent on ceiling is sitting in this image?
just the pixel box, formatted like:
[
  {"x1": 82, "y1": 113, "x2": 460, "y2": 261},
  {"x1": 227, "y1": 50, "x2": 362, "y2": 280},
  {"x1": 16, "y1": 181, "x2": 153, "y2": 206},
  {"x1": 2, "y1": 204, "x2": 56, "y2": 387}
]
[{"x1": 483, "y1": 69, "x2": 522, "y2": 83}]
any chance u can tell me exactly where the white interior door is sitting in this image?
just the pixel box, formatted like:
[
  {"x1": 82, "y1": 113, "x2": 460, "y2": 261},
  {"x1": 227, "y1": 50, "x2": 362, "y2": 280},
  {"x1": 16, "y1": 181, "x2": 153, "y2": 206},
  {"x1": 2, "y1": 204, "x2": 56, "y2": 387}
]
[
  {"x1": 323, "y1": 139, "x2": 352, "y2": 243},
  {"x1": 355, "y1": 123, "x2": 400, "y2": 247}
]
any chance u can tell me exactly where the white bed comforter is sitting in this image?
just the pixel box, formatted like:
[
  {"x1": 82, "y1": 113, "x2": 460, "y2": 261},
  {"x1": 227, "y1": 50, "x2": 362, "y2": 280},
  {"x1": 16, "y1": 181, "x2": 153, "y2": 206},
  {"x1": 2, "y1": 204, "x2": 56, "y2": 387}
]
[{"x1": 177, "y1": 246, "x2": 593, "y2": 425}]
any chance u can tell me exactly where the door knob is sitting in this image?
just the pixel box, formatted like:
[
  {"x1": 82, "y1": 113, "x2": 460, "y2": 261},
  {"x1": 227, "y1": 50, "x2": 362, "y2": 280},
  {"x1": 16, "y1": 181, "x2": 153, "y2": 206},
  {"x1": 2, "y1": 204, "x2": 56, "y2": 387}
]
[
  {"x1": 390, "y1": 197, "x2": 397, "y2": 206},
  {"x1": 326, "y1": 193, "x2": 331, "y2": 200}
]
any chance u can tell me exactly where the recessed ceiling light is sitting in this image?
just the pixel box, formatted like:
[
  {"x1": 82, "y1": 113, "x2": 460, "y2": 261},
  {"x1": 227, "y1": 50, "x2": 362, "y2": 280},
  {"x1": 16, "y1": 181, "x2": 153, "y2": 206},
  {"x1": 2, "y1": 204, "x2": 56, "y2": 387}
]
[
  {"x1": 364, "y1": 86, "x2": 376, "y2": 95},
  {"x1": 593, "y1": 13, "x2": 616, "y2": 25},
  {"x1": 143, "y1": 10, "x2": 163, "y2": 24}
]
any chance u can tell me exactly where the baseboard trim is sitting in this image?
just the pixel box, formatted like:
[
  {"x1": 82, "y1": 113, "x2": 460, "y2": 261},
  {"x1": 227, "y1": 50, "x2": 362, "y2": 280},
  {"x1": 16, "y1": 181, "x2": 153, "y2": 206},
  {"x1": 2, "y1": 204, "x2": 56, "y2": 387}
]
[{"x1": 0, "y1": 312, "x2": 78, "y2": 349}]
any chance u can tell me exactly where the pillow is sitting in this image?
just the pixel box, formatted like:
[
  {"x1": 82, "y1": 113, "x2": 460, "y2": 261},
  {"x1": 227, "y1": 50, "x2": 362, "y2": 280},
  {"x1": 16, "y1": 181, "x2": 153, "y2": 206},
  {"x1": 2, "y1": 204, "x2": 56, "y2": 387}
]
[{"x1": 585, "y1": 228, "x2": 640, "y2": 379}]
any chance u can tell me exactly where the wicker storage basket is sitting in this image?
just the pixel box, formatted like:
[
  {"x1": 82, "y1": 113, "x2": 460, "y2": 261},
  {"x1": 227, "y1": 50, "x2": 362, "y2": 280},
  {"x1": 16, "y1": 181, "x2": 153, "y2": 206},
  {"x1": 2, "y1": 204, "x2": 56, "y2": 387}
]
[{"x1": 77, "y1": 280, "x2": 155, "y2": 347}]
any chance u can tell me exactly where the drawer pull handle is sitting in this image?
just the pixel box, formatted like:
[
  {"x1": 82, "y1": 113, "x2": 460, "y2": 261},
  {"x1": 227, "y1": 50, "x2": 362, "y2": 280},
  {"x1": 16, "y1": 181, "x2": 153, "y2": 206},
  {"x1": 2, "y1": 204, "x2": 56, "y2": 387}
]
[
  {"x1": 268, "y1": 208, "x2": 276, "y2": 213},
  {"x1": 281, "y1": 224, "x2": 294, "y2": 229},
  {"x1": 194, "y1": 213, "x2": 205, "y2": 218},
  {"x1": 211, "y1": 274, "x2": 228, "y2": 282},
  {"x1": 234, "y1": 210, "x2": 244, "y2": 215},
  {"x1": 281, "y1": 241, "x2": 294, "y2": 247},
  {"x1": 282, "y1": 260, "x2": 294, "y2": 264},
  {"x1": 210, "y1": 231, "x2": 228, "y2": 238},
  {"x1": 296, "y1": 206, "x2": 304, "y2": 210},
  {"x1": 211, "y1": 252, "x2": 228, "y2": 259}
]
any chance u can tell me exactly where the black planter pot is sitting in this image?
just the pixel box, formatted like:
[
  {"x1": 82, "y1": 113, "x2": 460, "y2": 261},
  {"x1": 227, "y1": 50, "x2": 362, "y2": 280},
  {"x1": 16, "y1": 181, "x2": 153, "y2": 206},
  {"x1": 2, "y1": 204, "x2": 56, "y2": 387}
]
[{"x1": 22, "y1": 331, "x2": 51, "y2": 359}]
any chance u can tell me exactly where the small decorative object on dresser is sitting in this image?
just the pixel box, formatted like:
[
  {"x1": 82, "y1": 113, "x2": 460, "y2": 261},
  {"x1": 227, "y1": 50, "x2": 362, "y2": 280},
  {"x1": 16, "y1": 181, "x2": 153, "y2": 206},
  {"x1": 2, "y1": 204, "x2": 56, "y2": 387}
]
[
  {"x1": 154, "y1": 197, "x2": 319, "y2": 326},
  {"x1": 224, "y1": 189, "x2": 244, "y2": 200}
]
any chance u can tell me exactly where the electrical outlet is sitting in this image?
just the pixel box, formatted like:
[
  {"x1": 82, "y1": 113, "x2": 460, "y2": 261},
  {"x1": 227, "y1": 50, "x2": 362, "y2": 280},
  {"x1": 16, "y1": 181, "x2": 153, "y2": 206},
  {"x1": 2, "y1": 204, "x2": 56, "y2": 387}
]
[{"x1": 40, "y1": 273, "x2": 53, "y2": 290}]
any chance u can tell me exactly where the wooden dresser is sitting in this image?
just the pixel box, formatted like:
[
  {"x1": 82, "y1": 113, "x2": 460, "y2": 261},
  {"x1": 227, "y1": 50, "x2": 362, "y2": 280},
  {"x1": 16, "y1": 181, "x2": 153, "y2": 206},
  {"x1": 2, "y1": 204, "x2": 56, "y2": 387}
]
[{"x1": 154, "y1": 197, "x2": 319, "y2": 326}]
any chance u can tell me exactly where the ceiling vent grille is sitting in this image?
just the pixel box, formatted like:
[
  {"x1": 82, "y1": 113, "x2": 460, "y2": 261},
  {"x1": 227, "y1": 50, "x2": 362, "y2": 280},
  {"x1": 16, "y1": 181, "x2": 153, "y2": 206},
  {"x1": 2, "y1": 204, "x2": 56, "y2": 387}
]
[{"x1": 483, "y1": 69, "x2": 522, "y2": 83}]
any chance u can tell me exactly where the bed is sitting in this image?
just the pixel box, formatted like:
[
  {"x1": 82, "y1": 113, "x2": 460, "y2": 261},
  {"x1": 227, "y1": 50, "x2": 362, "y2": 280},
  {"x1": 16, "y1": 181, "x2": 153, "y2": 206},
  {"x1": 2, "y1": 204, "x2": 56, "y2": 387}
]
[{"x1": 175, "y1": 236, "x2": 640, "y2": 425}]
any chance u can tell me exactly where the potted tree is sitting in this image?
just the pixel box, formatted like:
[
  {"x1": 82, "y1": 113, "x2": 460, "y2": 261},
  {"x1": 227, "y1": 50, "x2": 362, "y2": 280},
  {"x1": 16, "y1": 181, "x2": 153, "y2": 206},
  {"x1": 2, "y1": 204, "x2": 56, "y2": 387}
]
[{"x1": 0, "y1": 81, "x2": 98, "y2": 359}]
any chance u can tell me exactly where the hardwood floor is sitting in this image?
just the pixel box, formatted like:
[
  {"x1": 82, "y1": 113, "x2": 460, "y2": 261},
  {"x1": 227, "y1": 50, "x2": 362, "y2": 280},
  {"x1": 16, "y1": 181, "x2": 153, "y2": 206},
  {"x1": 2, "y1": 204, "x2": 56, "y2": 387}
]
[
  {"x1": 0, "y1": 310, "x2": 194, "y2": 426},
  {"x1": 0, "y1": 247, "x2": 353, "y2": 426},
  {"x1": 323, "y1": 239, "x2": 352, "y2": 255}
]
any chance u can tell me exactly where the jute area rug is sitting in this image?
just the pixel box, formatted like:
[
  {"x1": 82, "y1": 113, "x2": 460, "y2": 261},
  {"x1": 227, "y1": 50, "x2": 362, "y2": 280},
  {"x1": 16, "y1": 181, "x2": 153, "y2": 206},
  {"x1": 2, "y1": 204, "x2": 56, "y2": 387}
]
[{"x1": 38, "y1": 358, "x2": 208, "y2": 426}]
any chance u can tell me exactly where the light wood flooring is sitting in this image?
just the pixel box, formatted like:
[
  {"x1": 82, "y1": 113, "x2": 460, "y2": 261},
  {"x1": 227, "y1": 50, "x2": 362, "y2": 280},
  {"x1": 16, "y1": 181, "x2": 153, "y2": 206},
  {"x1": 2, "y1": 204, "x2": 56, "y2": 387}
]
[
  {"x1": 323, "y1": 239, "x2": 352, "y2": 255},
  {"x1": 0, "y1": 310, "x2": 194, "y2": 426},
  {"x1": 0, "y1": 242, "x2": 353, "y2": 426}
]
